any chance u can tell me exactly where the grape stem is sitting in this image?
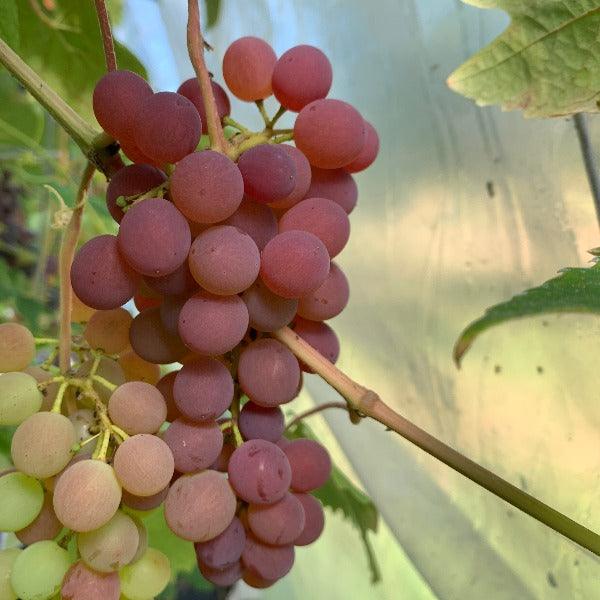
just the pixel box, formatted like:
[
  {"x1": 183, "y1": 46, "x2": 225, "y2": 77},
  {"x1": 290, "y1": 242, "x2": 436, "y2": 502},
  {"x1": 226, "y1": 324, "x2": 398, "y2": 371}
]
[
  {"x1": 255, "y1": 100, "x2": 271, "y2": 127},
  {"x1": 272, "y1": 325, "x2": 600, "y2": 557},
  {"x1": 34, "y1": 337, "x2": 59, "y2": 345},
  {"x1": 58, "y1": 162, "x2": 95, "y2": 416},
  {"x1": 222, "y1": 116, "x2": 251, "y2": 134},
  {"x1": 93, "y1": 0, "x2": 117, "y2": 72},
  {"x1": 92, "y1": 374, "x2": 117, "y2": 393},
  {"x1": 285, "y1": 401, "x2": 351, "y2": 431},
  {"x1": 110, "y1": 424, "x2": 129, "y2": 443},
  {"x1": 186, "y1": 0, "x2": 229, "y2": 155},
  {"x1": 50, "y1": 381, "x2": 69, "y2": 413},
  {"x1": 267, "y1": 105, "x2": 287, "y2": 129}
]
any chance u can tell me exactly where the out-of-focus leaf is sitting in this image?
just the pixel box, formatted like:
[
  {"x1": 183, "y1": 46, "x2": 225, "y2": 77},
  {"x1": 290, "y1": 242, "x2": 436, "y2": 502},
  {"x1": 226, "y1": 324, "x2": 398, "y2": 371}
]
[
  {"x1": 158, "y1": 567, "x2": 214, "y2": 600},
  {"x1": 0, "y1": 1, "x2": 19, "y2": 50},
  {"x1": 0, "y1": 427, "x2": 15, "y2": 467},
  {"x1": 13, "y1": 0, "x2": 146, "y2": 120},
  {"x1": 0, "y1": 72, "x2": 44, "y2": 147},
  {"x1": 205, "y1": 0, "x2": 222, "y2": 28},
  {"x1": 287, "y1": 420, "x2": 381, "y2": 583},
  {"x1": 448, "y1": 1, "x2": 600, "y2": 116},
  {"x1": 454, "y1": 262, "x2": 600, "y2": 365}
]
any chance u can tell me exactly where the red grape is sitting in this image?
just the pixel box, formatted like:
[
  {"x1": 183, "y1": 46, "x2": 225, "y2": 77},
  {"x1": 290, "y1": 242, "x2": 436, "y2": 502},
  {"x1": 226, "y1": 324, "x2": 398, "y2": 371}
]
[
  {"x1": 242, "y1": 533, "x2": 295, "y2": 580},
  {"x1": 248, "y1": 492, "x2": 306, "y2": 545},
  {"x1": 297, "y1": 262, "x2": 349, "y2": 321},
  {"x1": 345, "y1": 121, "x2": 379, "y2": 172},
  {"x1": 293, "y1": 317, "x2": 340, "y2": 371},
  {"x1": 260, "y1": 231, "x2": 330, "y2": 299},
  {"x1": 293, "y1": 493, "x2": 325, "y2": 545},
  {"x1": 294, "y1": 99, "x2": 366, "y2": 168},
  {"x1": 284, "y1": 439, "x2": 331, "y2": 492},
  {"x1": 238, "y1": 402, "x2": 285, "y2": 443},
  {"x1": 177, "y1": 78, "x2": 231, "y2": 133},
  {"x1": 163, "y1": 418, "x2": 223, "y2": 473},
  {"x1": 71, "y1": 235, "x2": 139, "y2": 310},
  {"x1": 272, "y1": 45, "x2": 333, "y2": 112},
  {"x1": 159, "y1": 295, "x2": 188, "y2": 337},
  {"x1": 269, "y1": 145, "x2": 312, "y2": 210},
  {"x1": 222, "y1": 37, "x2": 277, "y2": 101},
  {"x1": 194, "y1": 516, "x2": 245, "y2": 570},
  {"x1": 223, "y1": 198, "x2": 278, "y2": 250},
  {"x1": 155, "y1": 371, "x2": 181, "y2": 422},
  {"x1": 241, "y1": 279, "x2": 298, "y2": 332},
  {"x1": 143, "y1": 262, "x2": 198, "y2": 297},
  {"x1": 306, "y1": 167, "x2": 358, "y2": 214},
  {"x1": 61, "y1": 560, "x2": 120, "y2": 600},
  {"x1": 198, "y1": 560, "x2": 242, "y2": 586}
]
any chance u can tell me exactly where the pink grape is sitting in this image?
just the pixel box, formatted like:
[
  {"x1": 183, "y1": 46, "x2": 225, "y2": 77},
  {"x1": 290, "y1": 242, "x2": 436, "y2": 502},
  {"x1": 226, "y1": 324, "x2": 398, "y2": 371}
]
[
  {"x1": 242, "y1": 533, "x2": 295, "y2": 580},
  {"x1": 284, "y1": 439, "x2": 332, "y2": 492},
  {"x1": 294, "y1": 317, "x2": 340, "y2": 371},
  {"x1": 163, "y1": 419, "x2": 224, "y2": 473},
  {"x1": 306, "y1": 167, "x2": 358, "y2": 214},
  {"x1": 345, "y1": 121, "x2": 379, "y2": 172},
  {"x1": 194, "y1": 516, "x2": 246, "y2": 570},
  {"x1": 238, "y1": 402, "x2": 285, "y2": 443},
  {"x1": 177, "y1": 78, "x2": 231, "y2": 132},
  {"x1": 198, "y1": 561, "x2": 243, "y2": 587},
  {"x1": 247, "y1": 492, "x2": 306, "y2": 545},
  {"x1": 269, "y1": 145, "x2": 312, "y2": 211},
  {"x1": 241, "y1": 279, "x2": 298, "y2": 332},
  {"x1": 223, "y1": 198, "x2": 278, "y2": 250},
  {"x1": 144, "y1": 262, "x2": 198, "y2": 297},
  {"x1": 293, "y1": 493, "x2": 325, "y2": 546},
  {"x1": 297, "y1": 262, "x2": 349, "y2": 320}
]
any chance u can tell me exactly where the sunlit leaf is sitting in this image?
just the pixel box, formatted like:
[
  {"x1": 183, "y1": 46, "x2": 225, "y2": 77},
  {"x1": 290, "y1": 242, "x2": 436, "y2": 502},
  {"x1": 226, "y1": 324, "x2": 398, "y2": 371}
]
[{"x1": 0, "y1": 1, "x2": 19, "y2": 50}]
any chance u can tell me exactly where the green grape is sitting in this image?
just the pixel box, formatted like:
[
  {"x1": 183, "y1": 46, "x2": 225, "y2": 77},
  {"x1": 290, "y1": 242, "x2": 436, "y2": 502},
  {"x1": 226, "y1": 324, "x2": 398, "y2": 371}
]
[
  {"x1": 0, "y1": 471, "x2": 44, "y2": 531},
  {"x1": 0, "y1": 372, "x2": 43, "y2": 426},
  {"x1": 10, "y1": 541, "x2": 71, "y2": 600},
  {"x1": 119, "y1": 548, "x2": 170, "y2": 600},
  {"x1": 0, "y1": 548, "x2": 22, "y2": 600}
]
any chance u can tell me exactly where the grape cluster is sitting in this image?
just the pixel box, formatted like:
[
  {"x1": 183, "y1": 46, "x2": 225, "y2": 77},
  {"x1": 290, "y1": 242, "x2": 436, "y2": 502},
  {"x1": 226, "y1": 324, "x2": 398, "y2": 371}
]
[{"x1": 0, "y1": 36, "x2": 378, "y2": 598}]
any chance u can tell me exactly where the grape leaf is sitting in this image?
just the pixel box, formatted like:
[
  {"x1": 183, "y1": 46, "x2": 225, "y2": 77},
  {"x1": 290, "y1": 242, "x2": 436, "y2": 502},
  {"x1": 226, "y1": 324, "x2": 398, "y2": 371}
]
[
  {"x1": 205, "y1": 0, "x2": 222, "y2": 28},
  {"x1": 447, "y1": 1, "x2": 600, "y2": 117},
  {"x1": 454, "y1": 262, "x2": 600, "y2": 365},
  {"x1": 287, "y1": 421, "x2": 381, "y2": 583},
  {"x1": 0, "y1": 71, "x2": 43, "y2": 147},
  {"x1": 0, "y1": 1, "x2": 19, "y2": 50},
  {"x1": 11, "y1": 0, "x2": 146, "y2": 120}
]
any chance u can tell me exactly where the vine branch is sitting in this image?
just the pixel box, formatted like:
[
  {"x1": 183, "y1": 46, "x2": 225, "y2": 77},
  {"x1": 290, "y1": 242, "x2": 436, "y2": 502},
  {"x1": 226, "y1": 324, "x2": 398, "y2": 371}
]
[
  {"x1": 93, "y1": 0, "x2": 117, "y2": 72},
  {"x1": 273, "y1": 326, "x2": 600, "y2": 557},
  {"x1": 186, "y1": 0, "x2": 229, "y2": 154},
  {"x1": 285, "y1": 401, "x2": 350, "y2": 431}
]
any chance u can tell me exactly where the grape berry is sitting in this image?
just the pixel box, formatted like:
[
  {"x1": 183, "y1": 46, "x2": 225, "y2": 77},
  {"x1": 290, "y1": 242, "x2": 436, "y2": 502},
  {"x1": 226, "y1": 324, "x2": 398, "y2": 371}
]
[{"x1": 0, "y1": 34, "x2": 378, "y2": 597}]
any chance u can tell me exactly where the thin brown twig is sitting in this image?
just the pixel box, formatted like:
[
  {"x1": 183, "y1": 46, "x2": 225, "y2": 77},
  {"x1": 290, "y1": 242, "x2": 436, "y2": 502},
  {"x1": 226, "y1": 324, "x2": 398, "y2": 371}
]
[
  {"x1": 93, "y1": 0, "x2": 117, "y2": 72},
  {"x1": 272, "y1": 325, "x2": 600, "y2": 558},
  {"x1": 186, "y1": 0, "x2": 229, "y2": 154},
  {"x1": 58, "y1": 162, "x2": 95, "y2": 411},
  {"x1": 285, "y1": 401, "x2": 349, "y2": 431}
]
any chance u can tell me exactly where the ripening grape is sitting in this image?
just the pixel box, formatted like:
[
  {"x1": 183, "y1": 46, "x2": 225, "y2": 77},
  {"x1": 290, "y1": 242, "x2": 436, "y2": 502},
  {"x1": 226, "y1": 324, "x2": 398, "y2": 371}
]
[
  {"x1": 248, "y1": 492, "x2": 306, "y2": 546},
  {"x1": 76, "y1": 357, "x2": 126, "y2": 404},
  {"x1": 269, "y1": 145, "x2": 312, "y2": 211},
  {"x1": 121, "y1": 486, "x2": 169, "y2": 512},
  {"x1": 241, "y1": 279, "x2": 298, "y2": 332},
  {"x1": 223, "y1": 198, "x2": 278, "y2": 250},
  {"x1": 228, "y1": 439, "x2": 292, "y2": 504},
  {"x1": 242, "y1": 533, "x2": 295, "y2": 581},
  {"x1": 188, "y1": 225, "x2": 260, "y2": 295},
  {"x1": 345, "y1": 121, "x2": 379, "y2": 172},
  {"x1": 60, "y1": 561, "x2": 120, "y2": 600},
  {"x1": 260, "y1": 231, "x2": 330, "y2": 299},
  {"x1": 105, "y1": 163, "x2": 166, "y2": 223},
  {"x1": 238, "y1": 339, "x2": 300, "y2": 407},
  {"x1": 118, "y1": 349, "x2": 161, "y2": 385},
  {"x1": 297, "y1": 261, "x2": 349, "y2": 321},
  {"x1": 130, "y1": 515, "x2": 149, "y2": 563},
  {"x1": 279, "y1": 197, "x2": 351, "y2": 258},
  {"x1": 71, "y1": 235, "x2": 139, "y2": 310},
  {"x1": 194, "y1": 516, "x2": 246, "y2": 570},
  {"x1": 93, "y1": 70, "x2": 153, "y2": 142},
  {"x1": 10, "y1": 541, "x2": 71, "y2": 600},
  {"x1": 11, "y1": 412, "x2": 76, "y2": 479},
  {"x1": 164, "y1": 470, "x2": 236, "y2": 542},
  {"x1": 119, "y1": 139, "x2": 163, "y2": 168},
  {"x1": 53, "y1": 460, "x2": 122, "y2": 532},
  {"x1": 210, "y1": 436, "x2": 235, "y2": 472},
  {"x1": 306, "y1": 166, "x2": 358, "y2": 214},
  {"x1": 0, "y1": 471, "x2": 44, "y2": 531},
  {"x1": 238, "y1": 402, "x2": 285, "y2": 442},
  {"x1": 198, "y1": 560, "x2": 243, "y2": 587},
  {"x1": 0, "y1": 548, "x2": 21, "y2": 600},
  {"x1": 272, "y1": 45, "x2": 333, "y2": 112},
  {"x1": 170, "y1": 151, "x2": 244, "y2": 224},
  {"x1": 129, "y1": 307, "x2": 187, "y2": 365},
  {"x1": 284, "y1": 439, "x2": 332, "y2": 492},
  {"x1": 117, "y1": 198, "x2": 191, "y2": 278},
  {"x1": 108, "y1": 381, "x2": 167, "y2": 435},
  {"x1": 78, "y1": 510, "x2": 139, "y2": 573},
  {"x1": 133, "y1": 92, "x2": 202, "y2": 164},
  {"x1": 238, "y1": 145, "x2": 297, "y2": 204},
  {"x1": 293, "y1": 493, "x2": 325, "y2": 546},
  {"x1": 0, "y1": 322, "x2": 35, "y2": 372},
  {"x1": 178, "y1": 291, "x2": 249, "y2": 356},
  {"x1": 159, "y1": 295, "x2": 188, "y2": 336},
  {"x1": 119, "y1": 548, "x2": 171, "y2": 600},
  {"x1": 243, "y1": 569, "x2": 277, "y2": 589},
  {"x1": 222, "y1": 37, "x2": 277, "y2": 101},
  {"x1": 84, "y1": 308, "x2": 132, "y2": 354},
  {"x1": 71, "y1": 292, "x2": 96, "y2": 324},
  {"x1": 294, "y1": 99, "x2": 366, "y2": 169},
  {"x1": 0, "y1": 371, "x2": 43, "y2": 426},
  {"x1": 24, "y1": 366, "x2": 58, "y2": 412},
  {"x1": 173, "y1": 357, "x2": 233, "y2": 421},
  {"x1": 294, "y1": 317, "x2": 340, "y2": 371},
  {"x1": 155, "y1": 370, "x2": 180, "y2": 422},
  {"x1": 15, "y1": 491, "x2": 62, "y2": 545},
  {"x1": 144, "y1": 262, "x2": 198, "y2": 297},
  {"x1": 113, "y1": 434, "x2": 174, "y2": 497},
  {"x1": 177, "y1": 78, "x2": 231, "y2": 132},
  {"x1": 163, "y1": 418, "x2": 224, "y2": 473}
]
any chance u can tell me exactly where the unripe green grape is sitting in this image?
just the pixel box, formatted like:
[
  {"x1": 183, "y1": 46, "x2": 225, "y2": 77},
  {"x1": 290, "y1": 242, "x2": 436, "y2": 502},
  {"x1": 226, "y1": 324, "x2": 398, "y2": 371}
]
[
  {"x1": 10, "y1": 540, "x2": 71, "y2": 600},
  {"x1": 0, "y1": 471, "x2": 44, "y2": 531},
  {"x1": 0, "y1": 322, "x2": 35, "y2": 372},
  {"x1": 0, "y1": 372, "x2": 43, "y2": 426},
  {"x1": 0, "y1": 548, "x2": 22, "y2": 600},
  {"x1": 118, "y1": 548, "x2": 171, "y2": 600}
]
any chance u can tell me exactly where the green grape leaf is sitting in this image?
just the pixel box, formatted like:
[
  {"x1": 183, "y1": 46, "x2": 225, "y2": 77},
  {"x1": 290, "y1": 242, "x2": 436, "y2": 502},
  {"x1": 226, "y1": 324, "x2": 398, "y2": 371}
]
[
  {"x1": 448, "y1": 1, "x2": 600, "y2": 117},
  {"x1": 0, "y1": 426, "x2": 15, "y2": 468},
  {"x1": 12, "y1": 0, "x2": 146, "y2": 120},
  {"x1": 0, "y1": 1, "x2": 19, "y2": 50},
  {"x1": 0, "y1": 72, "x2": 44, "y2": 147},
  {"x1": 205, "y1": 0, "x2": 222, "y2": 28},
  {"x1": 454, "y1": 262, "x2": 600, "y2": 365},
  {"x1": 287, "y1": 421, "x2": 381, "y2": 583}
]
